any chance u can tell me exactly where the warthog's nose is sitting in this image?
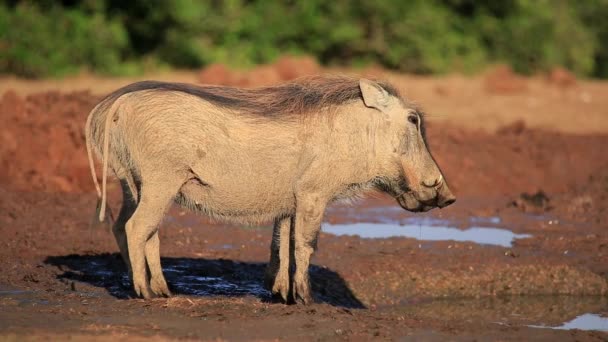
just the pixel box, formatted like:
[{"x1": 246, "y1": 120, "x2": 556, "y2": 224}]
[
  {"x1": 436, "y1": 180, "x2": 456, "y2": 208},
  {"x1": 437, "y1": 194, "x2": 456, "y2": 208},
  {"x1": 433, "y1": 175, "x2": 455, "y2": 208},
  {"x1": 422, "y1": 175, "x2": 443, "y2": 188}
]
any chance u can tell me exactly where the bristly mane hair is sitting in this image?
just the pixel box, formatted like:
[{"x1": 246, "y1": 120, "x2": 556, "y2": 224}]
[{"x1": 98, "y1": 74, "x2": 406, "y2": 117}]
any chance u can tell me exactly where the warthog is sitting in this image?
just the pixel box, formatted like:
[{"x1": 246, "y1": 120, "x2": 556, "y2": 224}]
[{"x1": 85, "y1": 75, "x2": 455, "y2": 303}]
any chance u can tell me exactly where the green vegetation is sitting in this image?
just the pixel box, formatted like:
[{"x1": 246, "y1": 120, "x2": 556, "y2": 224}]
[{"x1": 1, "y1": 0, "x2": 607, "y2": 78}]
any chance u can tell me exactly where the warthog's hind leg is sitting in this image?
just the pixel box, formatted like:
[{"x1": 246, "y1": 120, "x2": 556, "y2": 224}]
[
  {"x1": 113, "y1": 179, "x2": 138, "y2": 274},
  {"x1": 264, "y1": 215, "x2": 293, "y2": 303},
  {"x1": 125, "y1": 174, "x2": 182, "y2": 299},
  {"x1": 146, "y1": 231, "x2": 171, "y2": 297}
]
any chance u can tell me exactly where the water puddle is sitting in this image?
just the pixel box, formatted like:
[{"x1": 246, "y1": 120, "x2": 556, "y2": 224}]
[
  {"x1": 529, "y1": 313, "x2": 608, "y2": 332},
  {"x1": 322, "y1": 222, "x2": 531, "y2": 247},
  {"x1": 0, "y1": 286, "x2": 49, "y2": 306},
  {"x1": 0, "y1": 289, "x2": 30, "y2": 296},
  {"x1": 390, "y1": 295, "x2": 608, "y2": 333},
  {"x1": 163, "y1": 263, "x2": 269, "y2": 298},
  {"x1": 326, "y1": 205, "x2": 505, "y2": 226},
  {"x1": 470, "y1": 216, "x2": 501, "y2": 224},
  {"x1": 323, "y1": 204, "x2": 533, "y2": 247}
]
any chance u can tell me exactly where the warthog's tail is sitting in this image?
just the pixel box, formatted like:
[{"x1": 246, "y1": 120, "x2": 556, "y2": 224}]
[
  {"x1": 85, "y1": 103, "x2": 104, "y2": 225},
  {"x1": 85, "y1": 104, "x2": 102, "y2": 201},
  {"x1": 85, "y1": 98, "x2": 122, "y2": 223}
]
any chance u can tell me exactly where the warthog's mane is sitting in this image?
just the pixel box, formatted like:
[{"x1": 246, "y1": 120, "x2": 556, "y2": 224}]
[{"x1": 99, "y1": 75, "x2": 406, "y2": 117}]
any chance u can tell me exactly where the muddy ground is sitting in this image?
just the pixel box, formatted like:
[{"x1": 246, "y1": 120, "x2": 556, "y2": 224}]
[{"x1": 1, "y1": 63, "x2": 607, "y2": 340}]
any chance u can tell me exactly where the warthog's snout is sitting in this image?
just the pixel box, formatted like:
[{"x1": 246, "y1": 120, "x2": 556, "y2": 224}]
[
  {"x1": 436, "y1": 183, "x2": 456, "y2": 208},
  {"x1": 396, "y1": 177, "x2": 456, "y2": 212},
  {"x1": 432, "y1": 176, "x2": 456, "y2": 208}
]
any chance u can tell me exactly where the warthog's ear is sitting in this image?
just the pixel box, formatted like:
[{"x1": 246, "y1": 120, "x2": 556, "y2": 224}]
[{"x1": 359, "y1": 79, "x2": 390, "y2": 111}]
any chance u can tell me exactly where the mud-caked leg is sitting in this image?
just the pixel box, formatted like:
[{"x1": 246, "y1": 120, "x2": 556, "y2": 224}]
[
  {"x1": 264, "y1": 216, "x2": 292, "y2": 302},
  {"x1": 292, "y1": 194, "x2": 326, "y2": 304},
  {"x1": 145, "y1": 231, "x2": 171, "y2": 297},
  {"x1": 125, "y1": 176, "x2": 181, "y2": 299}
]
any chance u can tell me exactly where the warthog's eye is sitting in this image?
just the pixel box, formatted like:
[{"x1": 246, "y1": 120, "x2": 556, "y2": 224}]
[{"x1": 408, "y1": 115, "x2": 419, "y2": 126}]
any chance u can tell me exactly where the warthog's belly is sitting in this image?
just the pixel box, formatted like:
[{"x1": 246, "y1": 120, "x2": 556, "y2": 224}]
[{"x1": 175, "y1": 178, "x2": 295, "y2": 224}]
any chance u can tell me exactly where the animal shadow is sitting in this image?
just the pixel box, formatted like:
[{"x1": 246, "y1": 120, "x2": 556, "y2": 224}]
[{"x1": 44, "y1": 253, "x2": 365, "y2": 309}]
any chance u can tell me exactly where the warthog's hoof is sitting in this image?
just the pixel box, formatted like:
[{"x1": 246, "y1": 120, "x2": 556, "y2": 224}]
[
  {"x1": 271, "y1": 277, "x2": 290, "y2": 303},
  {"x1": 133, "y1": 281, "x2": 153, "y2": 299},
  {"x1": 150, "y1": 276, "x2": 172, "y2": 298},
  {"x1": 264, "y1": 264, "x2": 290, "y2": 303},
  {"x1": 265, "y1": 277, "x2": 290, "y2": 303},
  {"x1": 292, "y1": 277, "x2": 313, "y2": 305}
]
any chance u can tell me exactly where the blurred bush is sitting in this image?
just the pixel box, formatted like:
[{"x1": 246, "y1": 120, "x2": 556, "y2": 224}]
[
  {"x1": 0, "y1": 1, "x2": 130, "y2": 77},
  {"x1": 1, "y1": 0, "x2": 607, "y2": 78}
]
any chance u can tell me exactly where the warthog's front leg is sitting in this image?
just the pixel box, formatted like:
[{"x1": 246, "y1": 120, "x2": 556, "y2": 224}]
[
  {"x1": 264, "y1": 216, "x2": 292, "y2": 302},
  {"x1": 292, "y1": 194, "x2": 326, "y2": 304}
]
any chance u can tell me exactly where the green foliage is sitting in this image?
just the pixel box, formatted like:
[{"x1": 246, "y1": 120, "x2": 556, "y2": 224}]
[
  {"x1": 0, "y1": 2, "x2": 130, "y2": 77},
  {"x1": 571, "y1": 0, "x2": 608, "y2": 78},
  {"x1": 470, "y1": 0, "x2": 597, "y2": 75},
  {"x1": 0, "y1": 0, "x2": 607, "y2": 78}
]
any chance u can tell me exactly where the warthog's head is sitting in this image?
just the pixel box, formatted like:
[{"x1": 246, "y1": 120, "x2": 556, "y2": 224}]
[{"x1": 359, "y1": 79, "x2": 456, "y2": 212}]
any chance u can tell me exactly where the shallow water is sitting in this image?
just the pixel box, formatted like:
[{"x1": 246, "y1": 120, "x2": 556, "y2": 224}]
[
  {"x1": 0, "y1": 289, "x2": 29, "y2": 296},
  {"x1": 393, "y1": 295, "x2": 608, "y2": 333},
  {"x1": 322, "y1": 222, "x2": 531, "y2": 247},
  {"x1": 0, "y1": 287, "x2": 49, "y2": 306},
  {"x1": 529, "y1": 313, "x2": 608, "y2": 332},
  {"x1": 164, "y1": 263, "x2": 269, "y2": 298}
]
